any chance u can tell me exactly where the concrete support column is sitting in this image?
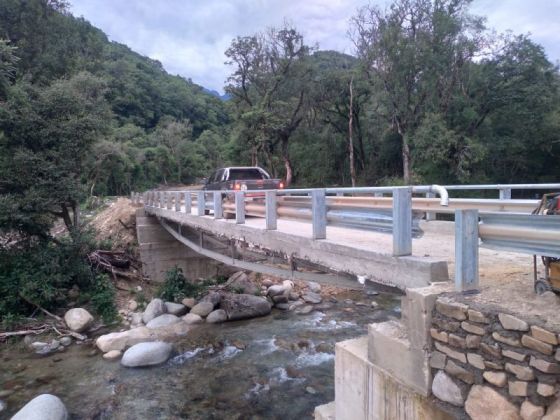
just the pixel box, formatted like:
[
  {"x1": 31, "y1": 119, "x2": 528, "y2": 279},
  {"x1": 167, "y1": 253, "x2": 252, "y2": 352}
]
[
  {"x1": 196, "y1": 191, "x2": 205, "y2": 216},
  {"x1": 312, "y1": 189, "x2": 327, "y2": 240},
  {"x1": 174, "y1": 192, "x2": 181, "y2": 212},
  {"x1": 235, "y1": 191, "x2": 245, "y2": 224},
  {"x1": 499, "y1": 188, "x2": 512, "y2": 200},
  {"x1": 392, "y1": 187, "x2": 412, "y2": 256},
  {"x1": 425, "y1": 192, "x2": 436, "y2": 221},
  {"x1": 157, "y1": 192, "x2": 162, "y2": 208},
  {"x1": 184, "y1": 192, "x2": 192, "y2": 214},
  {"x1": 455, "y1": 209, "x2": 479, "y2": 292},
  {"x1": 213, "y1": 192, "x2": 223, "y2": 219},
  {"x1": 166, "y1": 192, "x2": 173, "y2": 210},
  {"x1": 265, "y1": 191, "x2": 277, "y2": 230}
]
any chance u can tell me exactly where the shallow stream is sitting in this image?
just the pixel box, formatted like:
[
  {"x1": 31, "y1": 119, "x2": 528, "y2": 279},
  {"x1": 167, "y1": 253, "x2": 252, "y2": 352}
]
[{"x1": 1, "y1": 290, "x2": 400, "y2": 419}]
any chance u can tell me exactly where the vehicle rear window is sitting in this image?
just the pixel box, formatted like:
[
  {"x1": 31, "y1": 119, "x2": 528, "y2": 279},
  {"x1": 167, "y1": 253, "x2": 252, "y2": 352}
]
[{"x1": 229, "y1": 169, "x2": 268, "y2": 180}]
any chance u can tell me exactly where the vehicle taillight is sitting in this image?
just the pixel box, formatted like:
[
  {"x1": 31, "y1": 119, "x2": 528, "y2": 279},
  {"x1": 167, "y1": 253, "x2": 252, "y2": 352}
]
[
  {"x1": 279, "y1": 182, "x2": 284, "y2": 189},
  {"x1": 234, "y1": 183, "x2": 241, "y2": 190}
]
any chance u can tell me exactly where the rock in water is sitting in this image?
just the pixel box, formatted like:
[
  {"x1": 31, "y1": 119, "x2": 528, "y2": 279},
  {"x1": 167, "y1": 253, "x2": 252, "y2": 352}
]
[
  {"x1": 96, "y1": 327, "x2": 154, "y2": 352},
  {"x1": 181, "y1": 297, "x2": 197, "y2": 309},
  {"x1": 183, "y1": 313, "x2": 204, "y2": 324},
  {"x1": 60, "y1": 337, "x2": 72, "y2": 347},
  {"x1": 103, "y1": 350, "x2": 122, "y2": 360},
  {"x1": 190, "y1": 302, "x2": 214, "y2": 317},
  {"x1": 431, "y1": 371, "x2": 464, "y2": 406},
  {"x1": 307, "y1": 281, "x2": 321, "y2": 293},
  {"x1": 164, "y1": 302, "x2": 187, "y2": 316},
  {"x1": 302, "y1": 292, "x2": 322, "y2": 304},
  {"x1": 146, "y1": 314, "x2": 181, "y2": 329},
  {"x1": 142, "y1": 299, "x2": 166, "y2": 324},
  {"x1": 121, "y1": 342, "x2": 173, "y2": 367},
  {"x1": 201, "y1": 292, "x2": 222, "y2": 307},
  {"x1": 64, "y1": 308, "x2": 93, "y2": 333},
  {"x1": 465, "y1": 385, "x2": 520, "y2": 420},
  {"x1": 221, "y1": 293, "x2": 272, "y2": 321},
  {"x1": 227, "y1": 271, "x2": 259, "y2": 295},
  {"x1": 206, "y1": 309, "x2": 227, "y2": 324},
  {"x1": 11, "y1": 394, "x2": 68, "y2": 420}
]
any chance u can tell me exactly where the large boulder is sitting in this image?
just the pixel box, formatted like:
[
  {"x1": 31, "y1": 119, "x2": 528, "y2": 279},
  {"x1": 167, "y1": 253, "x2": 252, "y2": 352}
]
[
  {"x1": 431, "y1": 371, "x2": 464, "y2": 406},
  {"x1": 121, "y1": 342, "x2": 173, "y2": 367},
  {"x1": 206, "y1": 309, "x2": 227, "y2": 324},
  {"x1": 302, "y1": 292, "x2": 322, "y2": 304},
  {"x1": 181, "y1": 297, "x2": 197, "y2": 309},
  {"x1": 11, "y1": 394, "x2": 68, "y2": 420},
  {"x1": 142, "y1": 299, "x2": 166, "y2": 324},
  {"x1": 465, "y1": 385, "x2": 521, "y2": 420},
  {"x1": 63, "y1": 308, "x2": 93, "y2": 333},
  {"x1": 201, "y1": 292, "x2": 222, "y2": 307},
  {"x1": 221, "y1": 293, "x2": 272, "y2": 321},
  {"x1": 164, "y1": 302, "x2": 187, "y2": 316},
  {"x1": 267, "y1": 280, "x2": 294, "y2": 297},
  {"x1": 96, "y1": 327, "x2": 154, "y2": 353},
  {"x1": 146, "y1": 314, "x2": 181, "y2": 329},
  {"x1": 307, "y1": 281, "x2": 321, "y2": 293},
  {"x1": 183, "y1": 313, "x2": 204, "y2": 325},
  {"x1": 226, "y1": 271, "x2": 258, "y2": 295},
  {"x1": 190, "y1": 302, "x2": 214, "y2": 317}
]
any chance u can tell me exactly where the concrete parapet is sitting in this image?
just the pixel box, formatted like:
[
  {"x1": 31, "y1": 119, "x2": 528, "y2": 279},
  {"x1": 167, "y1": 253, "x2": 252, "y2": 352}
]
[
  {"x1": 335, "y1": 336, "x2": 450, "y2": 420},
  {"x1": 367, "y1": 321, "x2": 431, "y2": 396},
  {"x1": 314, "y1": 401, "x2": 335, "y2": 420}
]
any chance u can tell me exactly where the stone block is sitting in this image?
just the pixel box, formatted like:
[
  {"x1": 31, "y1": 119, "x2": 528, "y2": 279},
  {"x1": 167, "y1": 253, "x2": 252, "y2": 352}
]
[
  {"x1": 481, "y1": 342, "x2": 502, "y2": 359},
  {"x1": 467, "y1": 353, "x2": 485, "y2": 370},
  {"x1": 498, "y1": 313, "x2": 529, "y2": 331},
  {"x1": 434, "y1": 342, "x2": 467, "y2": 364},
  {"x1": 484, "y1": 360, "x2": 504, "y2": 370},
  {"x1": 537, "y1": 382, "x2": 556, "y2": 397},
  {"x1": 468, "y1": 309, "x2": 490, "y2": 324},
  {"x1": 433, "y1": 317, "x2": 461, "y2": 333},
  {"x1": 522, "y1": 334, "x2": 553, "y2": 355},
  {"x1": 368, "y1": 321, "x2": 431, "y2": 396},
  {"x1": 445, "y1": 360, "x2": 474, "y2": 384},
  {"x1": 493, "y1": 332, "x2": 521, "y2": 347},
  {"x1": 314, "y1": 402, "x2": 335, "y2": 420},
  {"x1": 483, "y1": 371, "x2": 507, "y2": 387},
  {"x1": 502, "y1": 349, "x2": 527, "y2": 362},
  {"x1": 435, "y1": 298, "x2": 468, "y2": 321},
  {"x1": 466, "y1": 335, "x2": 482, "y2": 349},
  {"x1": 530, "y1": 325, "x2": 558, "y2": 345},
  {"x1": 461, "y1": 321, "x2": 486, "y2": 336},
  {"x1": 505, "y1": 363, "x2": 535, "y2": 381},
  {"x1": 430, "y1": 328, "x2": 448, "y2": 343},
  {"x1": 556, "y1": 348, "x2": 560, "y2": 362},
  {"x1": 403, "y1": 285, "x2": 447, "y2": 350},
  {"x1": 465, "y1": 385, "x2": 520, "y2": 419},
  {"x1": 509, "y1": 380, "x2": 529, "y2": 397},
  {"x1": 430, "y1": 351, "x2": 447, "y2": 369},
  {"x1": 432, "y1": 371, "x2": 465, "y2": 407},
  {"x1": 448, "y1": 334, "x2": 466, "y2": 349},
  {"x1": 529, "y1": 356, "x2": 560, "y2": 374},
  {"x1": 520, "y1": 400, "x2": 544, "y2": 420}
]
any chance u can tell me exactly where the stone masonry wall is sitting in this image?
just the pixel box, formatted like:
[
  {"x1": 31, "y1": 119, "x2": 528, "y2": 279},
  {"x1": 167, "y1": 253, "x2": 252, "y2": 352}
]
[{"x1": 429, "y1": 297, "x2": 560, "y2": 419}]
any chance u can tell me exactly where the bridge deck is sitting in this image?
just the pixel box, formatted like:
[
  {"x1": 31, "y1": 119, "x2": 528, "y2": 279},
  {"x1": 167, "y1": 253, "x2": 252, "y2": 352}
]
[{"x1": 146, "y1": 205, "x2": 531, "y2": 290}]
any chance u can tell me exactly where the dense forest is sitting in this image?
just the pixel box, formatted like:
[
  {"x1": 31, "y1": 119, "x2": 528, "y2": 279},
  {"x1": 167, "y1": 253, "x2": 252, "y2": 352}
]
[{"x1": 0, "y1": 0, "x2": 559, "y2": 322}]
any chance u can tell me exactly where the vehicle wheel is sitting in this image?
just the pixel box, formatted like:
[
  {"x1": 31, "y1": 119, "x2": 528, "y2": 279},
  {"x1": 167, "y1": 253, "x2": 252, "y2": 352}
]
[
  {"x1": 204, "y1": 209, "x2": 210, "y2": 216},
  {"x1": 534, "y1": 280, "x2": 552, "y2": 295}
]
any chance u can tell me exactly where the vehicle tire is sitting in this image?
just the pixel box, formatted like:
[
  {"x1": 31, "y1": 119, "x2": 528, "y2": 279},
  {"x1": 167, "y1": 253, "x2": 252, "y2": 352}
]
[
  {"x1": 204, "y1": 209, "x2": 211, "y2": 216},
  {"x1": 534, "y1": 280, "x2": 552, "y2": 295}
]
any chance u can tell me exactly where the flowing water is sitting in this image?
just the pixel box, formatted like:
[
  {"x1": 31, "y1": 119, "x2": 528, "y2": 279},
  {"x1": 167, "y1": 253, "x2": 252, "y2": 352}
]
[{"x1": 0, "y1": 290, "x2": 400, "y2": 419}]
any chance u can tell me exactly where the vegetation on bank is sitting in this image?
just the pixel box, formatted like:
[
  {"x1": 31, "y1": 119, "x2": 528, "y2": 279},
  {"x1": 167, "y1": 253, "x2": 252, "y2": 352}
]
[{"x1": 0, "y1": 0, "x2": 558, "y2": 323}]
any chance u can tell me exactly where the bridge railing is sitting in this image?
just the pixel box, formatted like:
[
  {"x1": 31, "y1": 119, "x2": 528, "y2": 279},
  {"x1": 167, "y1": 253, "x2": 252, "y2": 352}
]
[{"x1": 133, "y1": 182, "x2": 560, "y2": 293}]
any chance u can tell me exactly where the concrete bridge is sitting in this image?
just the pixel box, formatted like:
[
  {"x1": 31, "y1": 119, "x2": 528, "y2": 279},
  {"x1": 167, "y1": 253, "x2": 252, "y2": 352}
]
[{"x1": 134, "y1": 183, "x2": 560, "y2": 419}]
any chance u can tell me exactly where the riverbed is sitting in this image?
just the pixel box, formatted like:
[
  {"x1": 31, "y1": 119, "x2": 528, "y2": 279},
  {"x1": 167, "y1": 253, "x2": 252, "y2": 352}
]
[{"x1": 1, "y1": 290, "x2": 400, "y2": 419}]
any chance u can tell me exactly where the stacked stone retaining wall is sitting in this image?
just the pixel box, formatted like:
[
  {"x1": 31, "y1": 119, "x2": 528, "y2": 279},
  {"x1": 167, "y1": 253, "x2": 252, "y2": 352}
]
[{"x1": 430, "y1": 296, "x2": 560, "y2": 419}]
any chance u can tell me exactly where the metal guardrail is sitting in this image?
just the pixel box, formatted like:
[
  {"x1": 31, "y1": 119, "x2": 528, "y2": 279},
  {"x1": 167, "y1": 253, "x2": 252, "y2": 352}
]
[{"x1": 133, "y1": 182, "x2": 560, "y2": 293}]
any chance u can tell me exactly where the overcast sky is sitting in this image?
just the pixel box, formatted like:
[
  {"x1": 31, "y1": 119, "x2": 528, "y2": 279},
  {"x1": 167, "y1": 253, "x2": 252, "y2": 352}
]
[{"x1": 69, "y1": 0, "x2": 560, "y2": 93}]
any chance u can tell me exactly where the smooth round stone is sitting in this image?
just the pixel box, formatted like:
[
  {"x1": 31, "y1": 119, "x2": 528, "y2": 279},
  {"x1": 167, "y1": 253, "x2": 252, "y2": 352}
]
[
  {"x1": 11, "y1": 394, "x2": 68, "y2": 420},
  {"x1": 64, "y1": 308, "x2": 94, "y2": 333},
  {"x1": 164, "y1": 302, "x2": 187, "y2": 316},
  {"x1": 190, "y1": 302, "x2": 214, "y2": 317},
  {"x1": 121, "y1": 342, "x2": 173, "y2": 367},
  {"x1": 183, "y1": 313, "x2": 204, "y2": 325},
  {"x1": 60, "y1": 337, "x2": 72, "y2": 347},
  {"x1": 206, "y1": 309, "x2": 227, "y2": 324},
  {"x1": 146, "y1": 314, "x2": 181, "y2": 329},
  {"x1": 103, "y1": 350, "x2": 122, "y2": 360}
]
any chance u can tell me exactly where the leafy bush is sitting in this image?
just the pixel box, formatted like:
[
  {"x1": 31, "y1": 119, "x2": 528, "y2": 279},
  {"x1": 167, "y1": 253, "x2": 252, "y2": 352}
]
[
  {"x1": 158, "y1": 266, "x2": 190, "y2": 302},
  {"x1": 90, "y1": 274, "x2": 117, "y2": 322}
]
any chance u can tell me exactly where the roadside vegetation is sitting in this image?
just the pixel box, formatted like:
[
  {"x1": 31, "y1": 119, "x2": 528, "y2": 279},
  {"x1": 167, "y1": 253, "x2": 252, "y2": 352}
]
[{"x1": 0, "y1": 0, "x2": 559, "y2": 325}]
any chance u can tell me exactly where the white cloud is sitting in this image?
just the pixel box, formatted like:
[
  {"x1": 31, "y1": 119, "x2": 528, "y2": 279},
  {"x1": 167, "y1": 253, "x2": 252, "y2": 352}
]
[{"x1": 69, "y1": 0, "x2": 560, "y2": 93}]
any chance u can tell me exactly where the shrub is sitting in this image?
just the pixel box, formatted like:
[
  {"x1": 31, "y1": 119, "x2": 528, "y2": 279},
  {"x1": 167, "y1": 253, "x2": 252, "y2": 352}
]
[{"x1": 90, "y1": 274, "x2": 117, "y2": 322}]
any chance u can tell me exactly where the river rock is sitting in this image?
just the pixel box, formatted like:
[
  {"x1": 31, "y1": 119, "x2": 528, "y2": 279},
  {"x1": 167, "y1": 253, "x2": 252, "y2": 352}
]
[
  {"x1": 272, "y1": 295, "x2": 289, "y2": 304},
  {"x1": 201, "y1": 292, "x2": 221, "y2": 307},
  {"x1": 221, "y1": 293, "x2": 272, "y2": 321},
  {"x1": 190, "y1": 302, "x2": 214, "y2": 317},
  {"x1": 11, "y1": 394, "x2": 68, "y2": 420},
  {"x1": 130, "y1": 312, "x2": 143, "y2": 327},
  {"x1": 183, "y1": 313, "x2": 204, "y2": 324},
  {"x1": 262, "y1": 278, "x2": 274, "y2": 288},
  {"x1": 227, "y1": 271, "x2": 259, "y2": 295},
  {"x1": 64, "y1": 308, "x2": 93, "y2": 333},
  {"x1": 164, "y1": 302, "x2": 187, "y2": 316},
  {"x1": 146, "y1": 314, "x2": 181, "y2": 329},
  {"x1": 302, "y1": 292, "x2": 322, "y2": 304},
  {"x1": 128, "y1": 300, "x2": 138, "y2": 311},
  {"x1": 307, "y1": 281, "x2": 321, "y2": 293},
  {"x1": 142, "y1": 299, "x2": 166, "y2": 324},
  {"x1": 288, "y1": 292, "x2": 300, "y2": 301},
  {"x1": 181, "y1": 297, "x2": 197, "y2": 308},
  {"x1": 267, "y1": 280, "x2": 294, "y2": 297},
  {"x1": 96, "y1": 326, "x2": 154, "y2": 352},
  {"x1": 432, "y1": 371, "x2": 464, "y2": 406},
  {"x1": 206, "y1": 309, "x2": 227, "y2": 324},
  {"x1": 103, "y1": 350, "x2": 122, "y2": 360},
  {"x1": 295, "y1": 305, "x2": 314, "y2": 315},
  {"x1": 121, "y1": 341, "x2": 173, "y2": 367},
  {"x1": 60, "y1": 337, "x2": 72, "y2": 347},
  {"x1": 465, "y1": 385, "x2": 520, "y2": 420},
  {"x1": 275, "y1": 303, "x2": 291, "y2": 310}
]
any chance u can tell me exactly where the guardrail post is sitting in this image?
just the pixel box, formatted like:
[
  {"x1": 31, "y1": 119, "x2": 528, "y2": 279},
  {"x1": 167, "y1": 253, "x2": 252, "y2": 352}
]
[
  {"x1": 425, "y1": 192, "x2": 436, "y2": 221},
  {"x1": 392, "y1": 187, "x2": 412, "y2": 256},
  {"x1": 265, "y1": 191, "x2": 277, "y2": 230},
  {"x1": 175, "y1": 192, "x2": 181, "y2": 212},
  {"x1": 213, "y1": 192, "x2": 223, "y2": 219},
  {"x1": 166, "y1": 192, "x2": 173, "y2": 210},
  {"x1": 130, "y1": 191, "x2": 134, "y2": 202},
  {"x1": 312, "y1": 189, "x2": 327, "y2": 239},
  {"x1": 235, "y1": 191, "x2": 245, "y2": 224},
  {"x1": 158, "y1": 192, "x2": 162, "y2": 208},
  {"x1": 184, "y1": 192, "x2": 192, "y2": 214},
  {"x1": 196, "y1": 191, "x2": 205, "y2": 216},
  {"x1": 499, "y1": 188, "x2": 512, "y2": 200},
  {"x1": 455, "y1": 209, "x2": 479, "y2": 292}
]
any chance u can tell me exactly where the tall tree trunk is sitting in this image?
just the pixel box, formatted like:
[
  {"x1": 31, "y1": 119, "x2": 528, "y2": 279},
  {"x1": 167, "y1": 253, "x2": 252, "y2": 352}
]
[
  {"x1": 402, "y1": 139, "x2": 411, "y2": 184},
  {"x1": 281, "y1": 137, "x2": 293, "y2": 187},
  {"x1": 348, "y1": 77, "x2": 356, "y2": 187},
  {"x1": 60, "y1": 204, "x2": 73, "y2": 231}
]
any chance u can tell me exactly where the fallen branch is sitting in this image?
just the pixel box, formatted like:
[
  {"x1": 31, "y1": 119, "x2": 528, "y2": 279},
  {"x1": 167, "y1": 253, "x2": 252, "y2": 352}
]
[
  {"x1": 19, "y1": 295, "x2": 64, "y2": 323},
  {"x1": 0, "y1": 325, "x2": 50, "y2": 340},
  {"x1": 51, "y1": 324, "x2": 86, "y2": 341}
]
